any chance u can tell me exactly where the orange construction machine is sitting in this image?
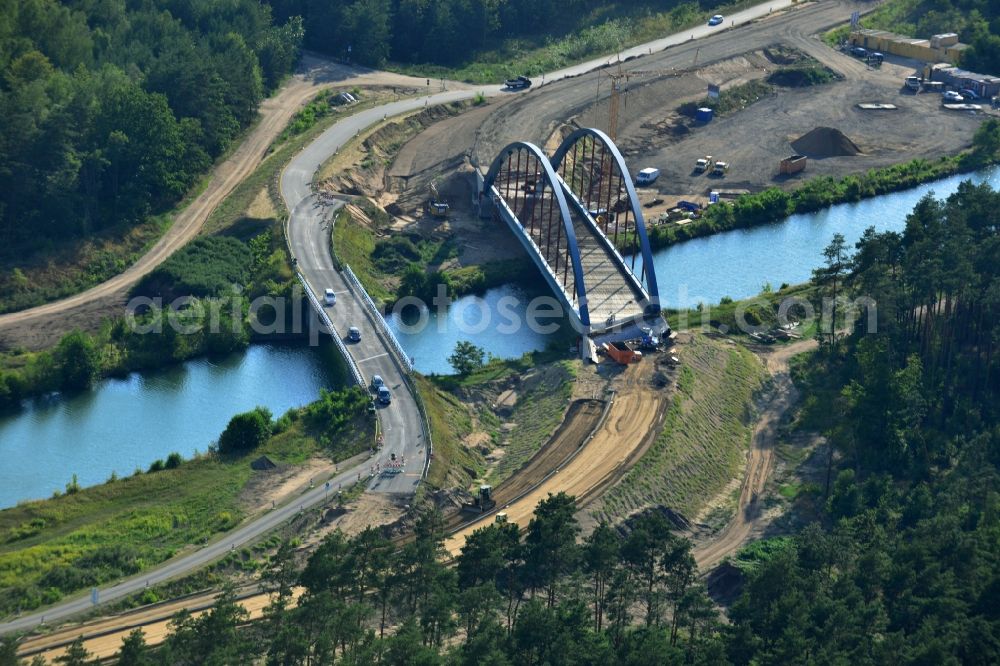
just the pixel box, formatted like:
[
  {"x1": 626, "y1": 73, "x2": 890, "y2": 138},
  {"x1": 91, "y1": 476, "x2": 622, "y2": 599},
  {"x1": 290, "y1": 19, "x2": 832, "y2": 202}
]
[{"x1": 603, "y1": 341, "x2": 643, "y2": 365}]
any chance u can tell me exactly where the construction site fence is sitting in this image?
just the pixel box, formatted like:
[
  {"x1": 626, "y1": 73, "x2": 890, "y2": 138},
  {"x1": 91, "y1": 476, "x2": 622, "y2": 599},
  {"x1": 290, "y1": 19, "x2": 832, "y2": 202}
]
[{"x1": 296, "y1": 273, "x2": 365, "y2": 387}]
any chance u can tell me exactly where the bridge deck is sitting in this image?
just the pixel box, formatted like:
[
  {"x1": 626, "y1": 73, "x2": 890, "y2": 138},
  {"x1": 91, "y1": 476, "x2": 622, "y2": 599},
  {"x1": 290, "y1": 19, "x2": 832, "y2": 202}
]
[
  {"x1": 565, "y1": 207, "x2": 646, "y2": 327},
  {"x1": 512, "y1": 189, "x2": 646, "y2": 329}
]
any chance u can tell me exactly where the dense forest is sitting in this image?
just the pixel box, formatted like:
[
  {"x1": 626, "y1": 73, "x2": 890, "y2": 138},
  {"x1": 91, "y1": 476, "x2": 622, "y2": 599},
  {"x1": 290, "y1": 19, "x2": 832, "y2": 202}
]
[
  {"x1": 267, "y1": 0, "x2": 709, "y2": 67},
  {"x1": 5, "y1": 183, "x2": 997, "y2": 665},
  {"x1": 0, "y1": 0, "x2": 302, "y2": 249}
]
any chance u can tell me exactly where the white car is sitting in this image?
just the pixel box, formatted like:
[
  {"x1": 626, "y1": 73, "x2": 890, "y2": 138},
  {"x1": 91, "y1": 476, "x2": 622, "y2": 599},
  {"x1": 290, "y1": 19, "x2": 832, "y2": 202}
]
[
  {"x1": 708, "y1": 14, "x2": 724, "y2": 26},
  {"x1": 324, "y1": 288, "x2": 336, "y2": 305},
  {"x1": 942, "y1": 90, "x2": 964, "y2": 103}
]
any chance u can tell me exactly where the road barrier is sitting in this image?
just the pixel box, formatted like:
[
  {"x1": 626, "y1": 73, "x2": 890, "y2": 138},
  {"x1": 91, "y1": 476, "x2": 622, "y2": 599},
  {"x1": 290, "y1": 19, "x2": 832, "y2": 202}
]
[
  {"x1": 296, "y1": 273, "x2": 365, "y2": 387},
  {"x1": 342, "y1": 264, "x2": 414, "y2": 373}
]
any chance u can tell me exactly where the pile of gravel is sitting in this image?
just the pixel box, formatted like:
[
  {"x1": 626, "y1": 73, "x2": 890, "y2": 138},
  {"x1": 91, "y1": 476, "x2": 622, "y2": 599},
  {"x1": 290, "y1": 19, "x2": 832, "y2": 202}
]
[{"x1": 791, "y1": 126, "x2": 861, "y2": 157}]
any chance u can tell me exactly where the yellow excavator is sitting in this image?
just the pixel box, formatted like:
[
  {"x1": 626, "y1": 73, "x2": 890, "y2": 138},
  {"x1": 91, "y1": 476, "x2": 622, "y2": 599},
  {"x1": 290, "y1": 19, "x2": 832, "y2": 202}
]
[{"x1": 425, "y1": 182, "x2": 449, "y2": 218}]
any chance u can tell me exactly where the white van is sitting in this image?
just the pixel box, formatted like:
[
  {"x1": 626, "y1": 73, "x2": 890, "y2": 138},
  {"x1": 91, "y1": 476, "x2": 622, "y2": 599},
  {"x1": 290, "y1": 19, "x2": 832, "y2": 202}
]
[
  {"x1": 324, "y1": 288, "x2": 336, "y2": 305},
  {"x1": 635, "y1": 168, "x2": 660, "y2": 186}
]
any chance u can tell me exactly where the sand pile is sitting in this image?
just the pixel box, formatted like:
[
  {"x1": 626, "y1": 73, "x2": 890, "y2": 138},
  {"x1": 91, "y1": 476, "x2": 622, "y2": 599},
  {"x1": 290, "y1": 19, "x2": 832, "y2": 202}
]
[{"x1": 791, "y1": 127, "x2": 861, "y2": 157}]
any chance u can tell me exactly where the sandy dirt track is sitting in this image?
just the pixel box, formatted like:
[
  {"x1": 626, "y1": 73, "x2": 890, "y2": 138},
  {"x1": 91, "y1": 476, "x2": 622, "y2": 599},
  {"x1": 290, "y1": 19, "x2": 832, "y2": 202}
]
[
  {"x1": 445, "y1": 363, "x2": 665, "y2": 555},
  {"x1": 0, "y1": 56, "x2": 452, "y2": 350},
  {"x1": 692, "y1": 339, "x2": 817, "y2": 569}
]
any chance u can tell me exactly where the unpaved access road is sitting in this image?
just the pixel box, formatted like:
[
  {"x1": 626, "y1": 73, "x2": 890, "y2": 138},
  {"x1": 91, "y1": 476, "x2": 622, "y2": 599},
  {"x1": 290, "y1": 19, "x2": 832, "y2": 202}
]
[
  {"x1": 0, "y1": 56, "x2": 453, "y2": 350},
  {"x1": 693, "y1": 338, "x2": 817, "y2": 570},
  {"x1": 444, "y1": 362, "x2": 666, "y2": 556}
]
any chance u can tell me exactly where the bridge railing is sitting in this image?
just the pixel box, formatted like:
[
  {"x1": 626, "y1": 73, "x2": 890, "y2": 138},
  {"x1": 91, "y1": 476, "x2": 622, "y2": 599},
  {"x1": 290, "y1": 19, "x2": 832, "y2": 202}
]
[
  {"x1": 296, "y1": 273, "x2": 365, "y2": 387},
  {"x1": 342, "y1": 264, "x2": 414, "y2": 373},
  {"x1": 341, "y1": 264, "x2": 434, "y2": 479}
]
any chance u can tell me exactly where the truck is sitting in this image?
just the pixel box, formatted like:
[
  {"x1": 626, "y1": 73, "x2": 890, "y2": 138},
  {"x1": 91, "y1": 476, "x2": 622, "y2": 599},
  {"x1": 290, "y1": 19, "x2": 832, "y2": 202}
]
[
  {"x1": 603, "y1": 341, "x2": 643, "y2": 365},
  {"x1": 712, "y1": 161, "x2": 730, "y2": 176},
  {"x1": 694, "y1": 155, "x2": 713, "y2": 173},
  {"x1": 504, "y1": 75, "x2": 532, "y2": 90},
  {"x1": 905, "y1": 75, "x2": 921, "y2": 91}
]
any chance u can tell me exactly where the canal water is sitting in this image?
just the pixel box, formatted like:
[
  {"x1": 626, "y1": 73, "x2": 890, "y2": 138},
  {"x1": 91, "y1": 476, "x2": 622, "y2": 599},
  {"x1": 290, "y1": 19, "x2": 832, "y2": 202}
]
[
  {"x1": 0, "y1": 342, "x2": 348, "y2": 508},
  {"x1": 3, "y1": 167, "x2": 998, "y2": 505},
  {"x1": 641, "y1": 166, "x2": 1000, "y2": 308}
]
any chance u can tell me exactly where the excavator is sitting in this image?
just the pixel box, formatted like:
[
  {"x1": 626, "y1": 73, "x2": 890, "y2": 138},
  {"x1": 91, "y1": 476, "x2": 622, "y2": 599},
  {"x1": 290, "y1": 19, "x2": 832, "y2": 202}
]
[{"x1": 424, "y1": 182, "x2": 450, "y2": 218}]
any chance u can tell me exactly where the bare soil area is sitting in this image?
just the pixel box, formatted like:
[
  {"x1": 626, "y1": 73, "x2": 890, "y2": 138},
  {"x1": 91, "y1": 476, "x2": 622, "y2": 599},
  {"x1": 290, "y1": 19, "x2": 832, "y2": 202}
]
[
  {"x1": 692, "y1": 338, "x2": 817, "y2": 570},
  {"x1": 444, "y1": 358, "x2": 667, "y2": 555}
]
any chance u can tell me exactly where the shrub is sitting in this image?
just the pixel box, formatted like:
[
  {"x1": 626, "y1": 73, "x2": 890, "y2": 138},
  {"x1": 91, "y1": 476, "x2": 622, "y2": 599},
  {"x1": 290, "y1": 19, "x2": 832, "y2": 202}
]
[
  {"x1": 165, "y1": 452, "x2": 183, "y2": 469},
  {"x1": 55, "y1": 330, "x2": 100, "y2": 391},
  {"x1": 218, "y1": 406, "x2": 273, "y2": 454}
]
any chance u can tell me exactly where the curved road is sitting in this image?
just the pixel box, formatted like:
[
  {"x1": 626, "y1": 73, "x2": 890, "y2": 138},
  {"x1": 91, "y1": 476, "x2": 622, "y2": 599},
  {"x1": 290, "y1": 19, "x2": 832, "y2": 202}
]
[{"x1": 2, "y1": 0, "x2": 846, "y2": 637}]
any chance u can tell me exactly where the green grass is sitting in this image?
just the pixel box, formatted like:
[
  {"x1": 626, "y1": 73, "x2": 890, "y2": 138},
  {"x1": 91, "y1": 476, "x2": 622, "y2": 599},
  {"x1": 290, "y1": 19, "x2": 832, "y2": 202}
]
[
  {"x1": 594, "y1": 335, "x2": 767, "y2": 522},
  {"x1": 487, "y1": 361, "x2": 576, "y2": 486},
  {"x1": 388, "y1": 0, "x2": 758, "y2": 84},
  {"x1": 416, "y1": 375, "x2": 482, "y2": 490},
  {"x1": 332, "y1": 208, "x2": 395, "y2": 304},
  {"x1": 665, "y1": 282, "x2": 819, "y2": 340},
  {"x1": 0, "y1": 398, "x2": 371, "y2": 617}
]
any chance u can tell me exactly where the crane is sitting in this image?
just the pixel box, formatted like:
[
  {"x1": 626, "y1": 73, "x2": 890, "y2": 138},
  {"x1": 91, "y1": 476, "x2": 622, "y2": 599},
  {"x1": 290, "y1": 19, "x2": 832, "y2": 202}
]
[{"x1": 600, "y1": 63, "x2": 685, "y2": 140}]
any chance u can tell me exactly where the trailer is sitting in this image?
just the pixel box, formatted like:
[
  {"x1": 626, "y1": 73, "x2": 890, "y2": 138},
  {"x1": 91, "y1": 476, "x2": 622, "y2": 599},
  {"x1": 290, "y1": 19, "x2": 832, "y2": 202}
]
[
  {"x1": 603, "y1": 341, "x2": 643, "y2": 365},
  {"x1": 779, "y1": 154, "x2": 807, "y2": 175}
]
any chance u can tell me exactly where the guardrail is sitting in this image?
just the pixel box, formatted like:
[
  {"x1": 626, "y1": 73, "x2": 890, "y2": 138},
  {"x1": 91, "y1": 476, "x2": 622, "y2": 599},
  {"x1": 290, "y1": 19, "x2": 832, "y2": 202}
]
[
  {"x1": 340, "y1": 264, "x2": 434, "y2": 479},
  {"x1": 342, "y1": 264, "x2": 414, "y2": 373},
  {"x1": 296, "y1": 273, "x2": 365, "y2": 387}
]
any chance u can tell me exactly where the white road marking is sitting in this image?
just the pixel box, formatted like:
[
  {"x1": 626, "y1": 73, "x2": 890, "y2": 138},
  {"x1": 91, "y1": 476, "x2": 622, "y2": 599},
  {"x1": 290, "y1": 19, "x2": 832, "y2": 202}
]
[{"x1": 357, "y1": 352, "x2": 389, "y2": 363}]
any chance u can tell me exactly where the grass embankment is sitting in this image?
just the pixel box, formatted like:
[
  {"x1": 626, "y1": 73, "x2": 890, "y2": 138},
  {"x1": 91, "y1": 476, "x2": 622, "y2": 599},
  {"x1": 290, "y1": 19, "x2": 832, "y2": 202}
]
[
  {"x1": 665, "y1": 283, "x2": 820, "y2": 340},
  {"x1": 416, "y1": 374, "x2": 480, "y2": 490},
  {"x1": 487, "y1": 361, "x2": 576, "y2": 486},
  {"x1": 389, "y1": 0, "x2": 757, "y2": 83},
  {"x1": 420, "y1": 352, "x2": 577, "y2": 490},
  {"x1": 0, "y1": 388, "x2": 373, "y2": 617},
  {"x1": 593, "y1": 335, "x2": 766, "y2": 522}
]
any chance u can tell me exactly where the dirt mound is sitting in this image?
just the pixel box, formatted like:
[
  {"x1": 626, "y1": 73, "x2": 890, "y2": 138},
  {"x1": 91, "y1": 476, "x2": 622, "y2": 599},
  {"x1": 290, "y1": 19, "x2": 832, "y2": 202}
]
[{"x1": 791, "y1": 126, "x2": 861, "y2": 157}]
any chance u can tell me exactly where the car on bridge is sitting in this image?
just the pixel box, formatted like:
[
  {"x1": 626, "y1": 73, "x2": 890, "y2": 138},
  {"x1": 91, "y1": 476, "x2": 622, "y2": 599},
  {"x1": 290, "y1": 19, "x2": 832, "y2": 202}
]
[
  {"x1": 324, "y1": 288, "x2": 337, "y2": 305},
  {"x1": 377, "y1": 386, "x2": 392, "y2": 405},
  {"x1": 347, "y1": 326, "x2": 361, "y2": 342},
  {"x1": 371, "y1": 374, "x2": 384, "y2": 391},
  {"x1": 708, "y1": 14, "x2": 724, "y2": 26}
]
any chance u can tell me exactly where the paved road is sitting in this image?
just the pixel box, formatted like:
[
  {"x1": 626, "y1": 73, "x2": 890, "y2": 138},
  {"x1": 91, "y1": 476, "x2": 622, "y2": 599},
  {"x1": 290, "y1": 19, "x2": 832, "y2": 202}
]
[
  {"x1": 1, "y1": 0, "x2": 845, "y2": 635},
  {"x1": 280, "y1": 90, "x2": 473, "y2": 492},
  {"x1": 473, "y1": 0, "x2": 867, "y2": 163},
  {"x1": 0, "y1": 454, "x2": 368, "y2": 635}
]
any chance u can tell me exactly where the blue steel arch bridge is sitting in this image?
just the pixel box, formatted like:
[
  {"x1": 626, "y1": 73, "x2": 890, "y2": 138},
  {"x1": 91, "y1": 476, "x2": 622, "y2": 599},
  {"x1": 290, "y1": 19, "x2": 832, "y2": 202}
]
[{"x1": 478, "y1": 128, "x2": 661, "y2": 337}]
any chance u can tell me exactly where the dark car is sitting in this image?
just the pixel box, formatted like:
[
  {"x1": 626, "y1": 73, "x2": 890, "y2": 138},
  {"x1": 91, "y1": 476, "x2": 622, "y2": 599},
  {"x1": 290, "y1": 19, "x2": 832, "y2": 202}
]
[
  {"x1": 504, "y1": 75, "x2": 532, "y2": 90},
  {"x1": 850, "y1": 46, "x2": 868, "y2": 58},
  {"x1": 347, "y1": 326, "x2": 361, "y2": 342}
]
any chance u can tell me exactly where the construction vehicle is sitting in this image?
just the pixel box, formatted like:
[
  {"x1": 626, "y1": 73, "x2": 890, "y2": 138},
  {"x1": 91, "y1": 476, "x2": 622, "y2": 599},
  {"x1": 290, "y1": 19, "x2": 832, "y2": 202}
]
[
  {"x1": 495, "y1": 512, "x2": 508, "y2": 524},
  {"x1": 425, "y1": 182, "x2": 449, "y2": 218},
  {"x1": 694, "y1": 155, "x2": 713, "y2": 173},
  {"x1": 603, "y1": 341, "x2": 643, "y2": 365},
  {"x1": 712, "y1": 161, "x2": 730, "y2": 176},
  {"x1": 461, "y1": 485, "x2": 498, "y2": 514}
]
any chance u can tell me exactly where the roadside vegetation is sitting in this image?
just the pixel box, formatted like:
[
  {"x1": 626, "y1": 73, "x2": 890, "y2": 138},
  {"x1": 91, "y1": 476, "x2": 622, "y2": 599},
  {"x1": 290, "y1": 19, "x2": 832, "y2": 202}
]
[
  {"x1": 334, "y1": 202, "x2": 540, "y2": 307},
  {"x1": 0, "y1": 0, "x2": 303, "y2": 313},
  {"x1": 272, "y1": 0, "x2": 757, "y2": 82},
  {"x1": 593, "y1": 335, "x2": 765, "y2": 523},
  {"x1": 0, "y1": 387, "x2": 372, "y2": 617}
]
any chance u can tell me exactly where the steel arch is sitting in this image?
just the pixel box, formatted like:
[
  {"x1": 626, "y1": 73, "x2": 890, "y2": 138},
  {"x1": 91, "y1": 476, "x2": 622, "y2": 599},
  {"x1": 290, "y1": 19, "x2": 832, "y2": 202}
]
[
  {"x1": 483, "y1": 141, "x2": 591, "y2": 327},
  {"x1": 550, "y1": 128, "x2": 660, "y2": 309}
]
